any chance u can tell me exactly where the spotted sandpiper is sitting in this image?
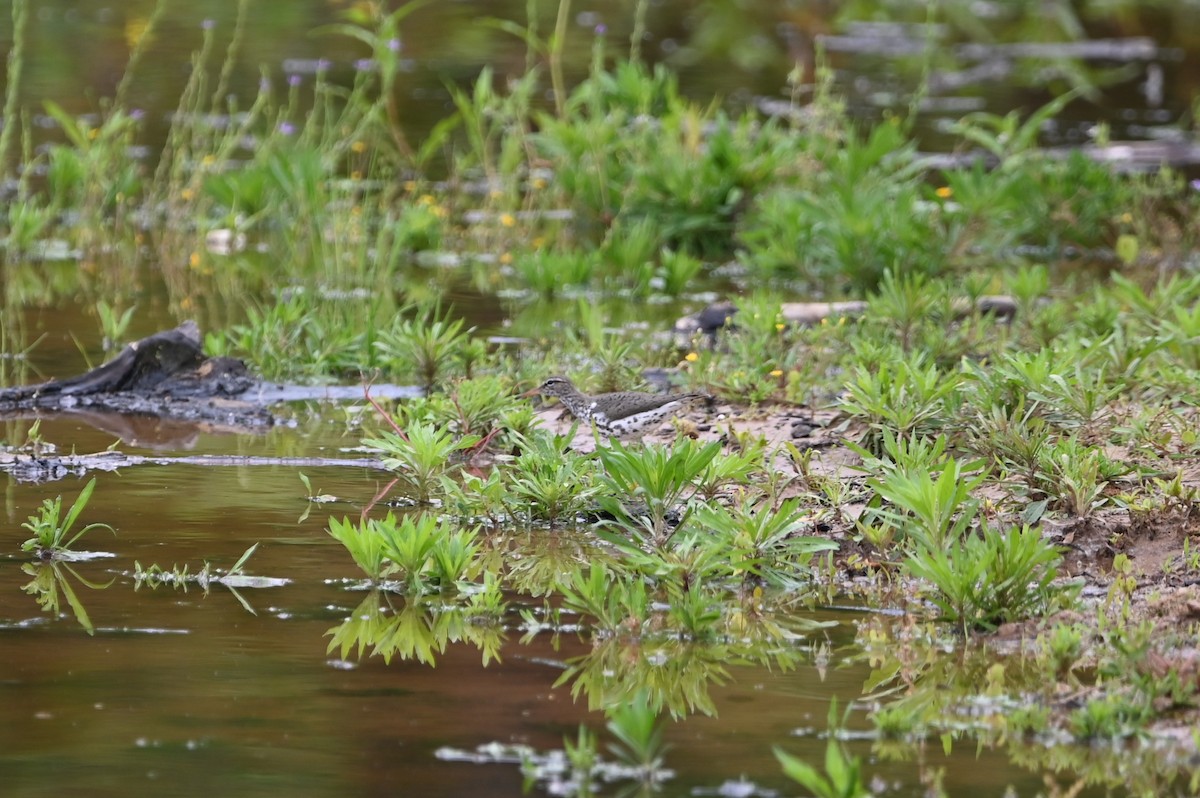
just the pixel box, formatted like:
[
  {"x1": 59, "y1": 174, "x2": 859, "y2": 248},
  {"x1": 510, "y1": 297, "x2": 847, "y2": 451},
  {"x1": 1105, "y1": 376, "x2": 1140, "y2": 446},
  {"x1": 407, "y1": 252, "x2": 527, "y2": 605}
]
[{"x1": 526, "y1": 376, "x2": 712, "y2": 439}]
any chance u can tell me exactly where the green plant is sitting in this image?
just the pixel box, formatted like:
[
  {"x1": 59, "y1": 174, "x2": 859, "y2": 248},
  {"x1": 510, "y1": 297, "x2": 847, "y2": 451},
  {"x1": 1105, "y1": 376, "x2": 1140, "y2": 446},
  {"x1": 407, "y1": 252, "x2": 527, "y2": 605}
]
[
  {"x1": 868, "y1": 452, "x2": 985, "y2": 549},
  {"x1": 328, "y1": 515, "x2": 390, "y2": 581},
  {"x1": 1068, "y1": 693, "x2": 1150, "y2": 740},
  {"x1": 21, "y1": 478, "x2": 114, "y2": 560},
  {"x1": 693, "y1": 498, "x2": 837, "y2": 587},
  {"x1": 375, "y1": 301, "x2": 473, "y2": 392},
  {"x1": 95, "y1": 300, "x2": 136, "y2": 351},
  {"x1": 365, "y1": 421, "x2": 481, "y2": 504},
  {"x1": 1034, "y1": 435, "x2": 1126, "y2": 517},
  {"x1": 517, "y1": 250, "x2": 596, "y2": 299},
  {"x1": 596, "y1": 437, "x2": 722, "y2": 547},
  {"x1": 562, "y1": 724, "x2": 599, "y2": 788},
  {"x1": 332, "y1": 511, "x2": 479, "y2": 594},
  {"x1": 904, "y1": 523, "x2": 1073, "y2": 633},
  {"x1": 841, "y1": 352, "x2": 961, "y2": 450},
  {"x1": 507, "y1": 428, "x2": 600, "y2": 525},
  {"x1": 20, "y1": 560, "x2": 112, "y2": 635},
  {"x1": 559, "y1": 564, "x2": 649, "y2": 634},
  {"x1": 132, "y1": 545, "x2": 269, "y2": 614},
  {"x1": 775, "y1": 703, "x2": 870, "y2": 798}
]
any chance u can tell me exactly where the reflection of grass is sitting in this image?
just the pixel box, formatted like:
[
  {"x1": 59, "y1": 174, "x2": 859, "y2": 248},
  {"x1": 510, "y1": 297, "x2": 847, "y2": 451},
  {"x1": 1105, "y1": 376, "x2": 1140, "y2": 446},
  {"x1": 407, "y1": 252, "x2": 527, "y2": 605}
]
[
  {"x1": 21, "y1": 561, "x2": 114, "y2": 636},
  {"x1": 325, "y1": 590, "x2": 506, "y2": 666}
]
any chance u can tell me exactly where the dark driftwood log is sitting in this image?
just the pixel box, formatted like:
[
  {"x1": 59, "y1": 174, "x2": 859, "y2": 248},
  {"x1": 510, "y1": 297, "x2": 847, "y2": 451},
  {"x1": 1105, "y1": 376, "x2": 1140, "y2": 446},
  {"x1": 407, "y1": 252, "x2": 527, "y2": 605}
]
[{"x1": 0, "y1": 321, "x2": 254, "y2": 403}]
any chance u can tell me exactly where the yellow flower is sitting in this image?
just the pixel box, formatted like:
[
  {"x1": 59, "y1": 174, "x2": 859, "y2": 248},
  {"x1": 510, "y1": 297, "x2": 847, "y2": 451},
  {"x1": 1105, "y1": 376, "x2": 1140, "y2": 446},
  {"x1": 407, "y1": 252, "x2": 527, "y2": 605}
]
[
  {"x1": 532, "y1": 236, "x2": 546, "y2": 249},
  {"x1": 775, "y1": 323, "x2": 785, "y2": 332},
  {"x1": 685, "y1": 352, "x2": 699, "y2": 363},
  {"x1": 499, "y1": 213, "x2": 516, "y2": 228},
  {"x1": 350, "y1": 140, "x2": 366, "y2": 154},
  {"x1": 189, "y1": 252, "x2": 201, "y2": 268},
  {"x1": 403, "y1": 180, "x2": 417, "y2": 193},
  {"x1": 499, "y1": 252, "x2": 513, "y2": 265},
  {"x1": 432, "y1": 205, "x2": 448, "y2": 219},
  {"x1": 770, "y1": 369, "x2": 783, "y2": 377},
  {"x1": 531, "y1": 177, "x2": 547, "y2": 190},
  {"x1": 418, "y1": 194, "x2": 435, "y2": 205},
  {"x1": 180, "y1": 188, "x2": 195, "y2": 202},
  {"x1": 201, "y1": 154, "x2": 216, "y2": 167},
  {"x1": 1120, "y1": 212, "x2": 1133, "y2": 224},
  {"x1": 350, "y1": 170, "x2": 362, "y2": 180},
  {"x1": 180, "y1": 295, "x2": 194, "y2": 311},
  {"x1": 935, "y1": 186, "x2": 953, "y2": 199}
]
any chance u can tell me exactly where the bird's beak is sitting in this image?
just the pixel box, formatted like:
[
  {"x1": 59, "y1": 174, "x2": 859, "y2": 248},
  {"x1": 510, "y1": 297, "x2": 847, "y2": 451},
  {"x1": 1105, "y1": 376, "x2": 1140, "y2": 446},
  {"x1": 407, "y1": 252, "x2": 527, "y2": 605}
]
[{"x1": 520, "y1": 386, "x2": 541, "y2": 398}]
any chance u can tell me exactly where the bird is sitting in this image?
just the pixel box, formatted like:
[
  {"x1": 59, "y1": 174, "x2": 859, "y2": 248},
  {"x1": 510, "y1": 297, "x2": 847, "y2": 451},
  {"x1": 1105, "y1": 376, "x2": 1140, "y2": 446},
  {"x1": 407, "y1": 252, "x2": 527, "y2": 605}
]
[{"x1": 525, "y1": 376, "x2": 712, "y2": 439}]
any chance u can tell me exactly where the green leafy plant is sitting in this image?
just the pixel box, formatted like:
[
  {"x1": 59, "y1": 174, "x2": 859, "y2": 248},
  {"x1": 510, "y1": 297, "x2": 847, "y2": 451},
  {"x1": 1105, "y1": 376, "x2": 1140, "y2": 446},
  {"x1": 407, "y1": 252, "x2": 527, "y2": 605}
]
[
  {"x1": 375, "y1": 301, "x2": 473, "y2": 393},
  {"x1": 775, "y1": 702, "x2": 871, "y2": 798},
  {"x1": 21, "y1": 561, "x2": 113, "y2": 635},
  {"x1": 868, "y1": 453, "x2": 985, "y2": 549},
  {"x1": 507, "y1": 427, "x2": 601, "y2": 525},
  {"x1": 328, "y1": 515, "x2": 391, "y2": 581},
  {"x1": 366, "y1": 421, "x2": 482, "y2": 504},
  {"x1": 21, "y1": 478, "x2": 114, "y2": 560},
  {"x1": 693, "y1": 498, "x2": 837, "y2": 587},
  {"x1": 596, "y1": 437, "x2": 722, "y2": 547},
  {"x1": 605, "y1": 689, "x2": 670, "y2": 779},
  {"x1": 904, "y1": 523, "x2": 1074, "y2": 633}
]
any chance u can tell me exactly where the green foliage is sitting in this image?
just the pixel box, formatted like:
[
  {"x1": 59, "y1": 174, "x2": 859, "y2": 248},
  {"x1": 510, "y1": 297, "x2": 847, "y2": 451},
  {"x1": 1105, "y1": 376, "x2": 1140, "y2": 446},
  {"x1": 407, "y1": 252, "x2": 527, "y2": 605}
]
[
  {"x1": 328, "y1": 512, "x2": 479, "y2": 593},
  {"x1": 596, "y1": 437, "x2": 722, "y2": 547},
  {"x1": 507, "y1": 428, "x2": 601, "y2": 525},
  {"x1": 605, "y1": 690, "x2": 670, "y2": 777},
  {"x1": 868, "y1": 449, "x2": 985, "y2": 549},
  {"x1": 328, "y1": 515, "x2": 390, "y2": 580},
  {"x1": 775, "y1": 703, "x2": 870, "y2": 798},
  {"x1": 560, "y1": 564, "x2": 649, "y2": 633},
  {"x1": 693, "y1": 499, "x2": 837, "y2": 587},
  {"x1": 21, "y1": 561, "x2": 112, "y2": 635},
  {"x1": 366, "y1": 421, "x2": 481, "y2": 504},
  {"x1": 841, "y1": 352, "x2": 962, "y2": 450},
  {"x1": 375, "y1": 302, "x2": 473, "y2": 392},
  {"x1": 904, "y1": 523, "x2": 1075, "y2": 632},
  {"x1": 1068, "y1": 693, "x2": 1151, "y2": 740},
  {"x1": 738, "y1": 121, "x2": 936, "y2": 292},
  {"x1": 21, "y1": 478, "x2": 114, "y2": 559}
]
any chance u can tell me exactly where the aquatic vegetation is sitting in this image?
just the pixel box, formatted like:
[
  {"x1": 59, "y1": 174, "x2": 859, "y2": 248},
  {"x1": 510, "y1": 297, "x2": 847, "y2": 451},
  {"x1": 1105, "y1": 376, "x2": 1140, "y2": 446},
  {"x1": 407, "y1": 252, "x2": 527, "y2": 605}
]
[
  {"x1": 20, "y1": 478, "x2": 114, "y2": 560},
  {"x1": 693, "y1": 498, "x2": 837, "y2": 588},
  {"x1": 505, "y1": 428, "x2": 601, "y2": 525},
  {"x1": 4, "y1": 1, "x2": 1200, "y2": 794},
  {"x1": 328, "y1": 512, "x2": 481, "y2": 593},
  {"x1": 604, "y1": 690, "x2": 671, "y2": 781},
  {"x1": 326, "y1": 590, "x2": 506, "y2": 666},
  {"x1": 131, "y1": 544, "x2": 283, "y2": 615}
]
